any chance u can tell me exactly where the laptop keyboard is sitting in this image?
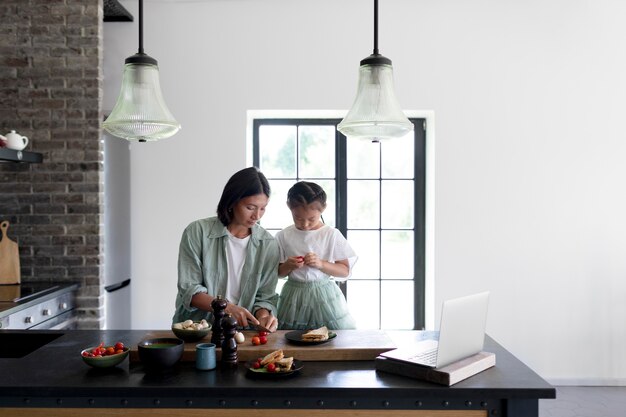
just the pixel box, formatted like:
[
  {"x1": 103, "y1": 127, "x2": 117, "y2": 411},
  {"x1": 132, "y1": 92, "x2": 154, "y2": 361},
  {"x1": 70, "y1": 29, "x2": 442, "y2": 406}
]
[{"x1": 409, "y1": 347, "x2": 438, "y2": 366}]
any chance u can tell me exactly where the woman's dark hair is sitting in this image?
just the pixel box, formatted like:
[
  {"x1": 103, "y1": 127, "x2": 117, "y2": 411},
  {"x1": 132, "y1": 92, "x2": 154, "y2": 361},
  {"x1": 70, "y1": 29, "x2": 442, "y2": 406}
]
[
  {"x1": 286, "y1": 181, "x2": 327, "y2": 209},
  {"x1": 217, "y1": 167, "x2": 271, "y2": 226}
]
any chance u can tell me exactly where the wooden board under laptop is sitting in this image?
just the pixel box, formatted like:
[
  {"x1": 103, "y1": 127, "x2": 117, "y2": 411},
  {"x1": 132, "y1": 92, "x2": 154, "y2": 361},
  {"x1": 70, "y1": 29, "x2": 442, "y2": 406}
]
[
  {"x1": 130, "y1": 329, "x2": 396, "y2": 363},
  {"x1": 375, "y1": 351, "x2": 496, "y2": 386}
]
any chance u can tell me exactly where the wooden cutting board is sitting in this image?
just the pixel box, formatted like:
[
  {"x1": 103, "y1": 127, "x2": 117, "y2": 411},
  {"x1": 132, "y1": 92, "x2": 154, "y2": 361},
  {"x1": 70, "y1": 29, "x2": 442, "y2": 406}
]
[
  {"x1": 130, "y1": 329, "x2": 396, "y2": 363},
  {"x1": 0, "y1": 221, "x2": 20, "y2": 285}
]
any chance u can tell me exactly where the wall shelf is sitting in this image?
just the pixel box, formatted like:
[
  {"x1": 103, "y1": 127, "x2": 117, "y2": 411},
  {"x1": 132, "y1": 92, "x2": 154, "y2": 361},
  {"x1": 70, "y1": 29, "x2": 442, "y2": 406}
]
[
  {"x1": 104, "y1": 0, "x2": 133, "y2": 22},
  {"x1": 0, "y1": 148, "x2": 43, "y2": 163}
]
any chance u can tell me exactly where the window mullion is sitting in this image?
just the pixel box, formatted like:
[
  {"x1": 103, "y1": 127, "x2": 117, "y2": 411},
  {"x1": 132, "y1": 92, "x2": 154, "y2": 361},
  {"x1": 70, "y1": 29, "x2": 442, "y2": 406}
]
[
  {"x1": 414, "y1": 118, "x2": 426, "y2": 330},
  {"x1": 336, "y1": 130, "x2": 347, "y2": 235}
]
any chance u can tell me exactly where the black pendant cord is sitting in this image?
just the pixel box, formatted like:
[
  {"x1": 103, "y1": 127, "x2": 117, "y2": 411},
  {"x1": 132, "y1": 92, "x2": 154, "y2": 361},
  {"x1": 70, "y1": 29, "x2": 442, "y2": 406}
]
[
  {"x1": 373, "y1": 0, "x2": 379, "y2": 55},
  {"x1": 138, "y1": 0, "x2": 144, "y2": 54},
  {"x1": 361, "y1": 0, "x2": 389, "y2": 65},
  {"x1": 126, "y1": 0, "x2": 156, "y2": 64}
]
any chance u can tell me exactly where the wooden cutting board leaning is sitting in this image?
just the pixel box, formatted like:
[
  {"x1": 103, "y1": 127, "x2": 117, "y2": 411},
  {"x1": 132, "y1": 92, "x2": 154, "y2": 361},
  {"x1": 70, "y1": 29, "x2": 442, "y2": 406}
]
[
  {"x1": 130, "y1": 330, "x2": 397, "y2": 363},
  {"x1": 0, "y1": 220, "x2": 21, "y2": 285}
]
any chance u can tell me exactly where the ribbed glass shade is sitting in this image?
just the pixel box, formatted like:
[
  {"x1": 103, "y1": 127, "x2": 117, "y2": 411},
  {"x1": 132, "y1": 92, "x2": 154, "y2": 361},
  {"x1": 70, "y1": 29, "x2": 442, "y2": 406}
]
[
  {"x1": 103, "y1": 61, "x2": 180, "y2": 142},
  {"x1": 338, "y1": 59, "x2": 413, "y2": 140}
]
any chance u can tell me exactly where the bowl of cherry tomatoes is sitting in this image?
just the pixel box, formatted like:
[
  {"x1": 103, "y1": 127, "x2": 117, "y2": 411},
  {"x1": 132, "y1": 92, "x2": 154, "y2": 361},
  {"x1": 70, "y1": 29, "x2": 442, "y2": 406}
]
[{"x1": 81, "y1": 341, "x2": 129, "y2": 368}]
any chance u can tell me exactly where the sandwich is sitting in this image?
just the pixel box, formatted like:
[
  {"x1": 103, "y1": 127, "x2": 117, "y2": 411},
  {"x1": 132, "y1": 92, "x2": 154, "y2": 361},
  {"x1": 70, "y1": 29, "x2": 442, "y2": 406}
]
[
  {"x1": 302, "y1": 326, "x2": 329, "y2": 342},
  {"x1": 260, "y1": 349, "x2": 284, "y2": 366},
  {"x1": 275, "y1": 356, "x2": 294, "y2": 371}
]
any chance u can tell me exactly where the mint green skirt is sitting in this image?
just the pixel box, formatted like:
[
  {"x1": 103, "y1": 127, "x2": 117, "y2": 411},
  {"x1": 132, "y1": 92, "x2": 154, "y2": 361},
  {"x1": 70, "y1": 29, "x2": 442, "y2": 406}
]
[{"x1": 277, "y1": 279, "x2": 356, "y2": 330}]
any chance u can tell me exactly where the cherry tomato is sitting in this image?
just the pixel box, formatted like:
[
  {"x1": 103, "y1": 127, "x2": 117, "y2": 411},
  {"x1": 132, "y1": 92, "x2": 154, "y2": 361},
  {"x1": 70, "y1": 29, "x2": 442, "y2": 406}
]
[
  {"x1": 259, "y1": 335, "x2": 267, "y2": 345},
  {"x1": 258, "y1": 331, "x2": 268, "y2": 337},
  {"x1": 251, "y1": 336, "x2": 261, "y2": 346},
  {"x1": 82, "y1": 351, "x2": 89, "y2": 357},
  {"x1": 252, "y1": 361, "x2": 261, "y2": 369},
  {"x1": 114, "y1": 342, "x2": 124, "y2": 350},
  {"x1": 115, "y1": 349, "x2": 124, "y2": 355},
  {"x1": 266, "y1": 363, "x2": 276, "y2": 372},
  {"x1": 106, "y1": 346, "x2": 115, "y2": 355}
]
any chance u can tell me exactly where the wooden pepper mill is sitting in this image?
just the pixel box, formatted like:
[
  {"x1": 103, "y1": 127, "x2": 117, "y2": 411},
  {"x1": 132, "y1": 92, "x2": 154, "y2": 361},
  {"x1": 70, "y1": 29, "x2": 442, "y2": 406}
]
[
  {"x1": 210, "y1": 295, "x2": 228, "y2": 346},
  {"x1": 220, "y1": 314, "x2": 239, "y2": 368}
]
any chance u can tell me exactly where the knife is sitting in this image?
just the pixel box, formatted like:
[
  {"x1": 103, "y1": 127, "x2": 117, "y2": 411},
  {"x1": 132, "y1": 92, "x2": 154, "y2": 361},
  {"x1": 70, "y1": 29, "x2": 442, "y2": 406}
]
[
  {"x1": 254, "y1": 323, "x2": 274, "y2": 333},
  {"x1": 238, "y1": 322, "x2": 274, "y2": 333}
]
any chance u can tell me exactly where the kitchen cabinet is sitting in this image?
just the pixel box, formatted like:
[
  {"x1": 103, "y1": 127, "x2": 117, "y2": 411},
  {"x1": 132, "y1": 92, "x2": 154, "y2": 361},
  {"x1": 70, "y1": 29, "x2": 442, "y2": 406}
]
[{"x1": 0, "y1": 148, "x2": 43, "y2": 163}]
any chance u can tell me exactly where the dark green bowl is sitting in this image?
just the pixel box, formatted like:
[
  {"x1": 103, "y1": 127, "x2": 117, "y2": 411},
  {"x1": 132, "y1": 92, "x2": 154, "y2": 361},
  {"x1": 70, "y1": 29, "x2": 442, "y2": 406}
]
[{"x1": 137, "y1": 338, "x2": 184, "y2": 371}]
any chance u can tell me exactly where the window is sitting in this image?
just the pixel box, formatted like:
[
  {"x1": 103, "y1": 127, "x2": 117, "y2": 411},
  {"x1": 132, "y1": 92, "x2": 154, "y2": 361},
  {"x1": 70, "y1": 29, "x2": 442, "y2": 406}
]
[{"x1": 253, "y1": 118, "x2": 426, "y2": 330}]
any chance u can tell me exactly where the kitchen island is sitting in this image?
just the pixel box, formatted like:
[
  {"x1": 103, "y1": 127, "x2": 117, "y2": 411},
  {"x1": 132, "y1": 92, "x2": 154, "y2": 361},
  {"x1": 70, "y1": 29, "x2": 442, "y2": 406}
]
[{"x1": 0, "y1": 329, "x2": 555, "y2": 417}]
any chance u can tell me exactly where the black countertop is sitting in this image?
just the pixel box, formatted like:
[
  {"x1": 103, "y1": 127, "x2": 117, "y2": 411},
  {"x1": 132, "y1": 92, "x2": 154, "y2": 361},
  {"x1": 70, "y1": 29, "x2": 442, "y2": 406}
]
[{"x1": 0, "y1": 329, "x2": 555, "y2": 415}]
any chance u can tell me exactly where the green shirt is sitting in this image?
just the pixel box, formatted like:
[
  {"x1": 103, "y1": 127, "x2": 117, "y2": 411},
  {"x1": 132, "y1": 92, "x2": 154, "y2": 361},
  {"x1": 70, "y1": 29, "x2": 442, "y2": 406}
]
[{"x1": 172, "y1": 216, "x2": 279, "y2": 324}]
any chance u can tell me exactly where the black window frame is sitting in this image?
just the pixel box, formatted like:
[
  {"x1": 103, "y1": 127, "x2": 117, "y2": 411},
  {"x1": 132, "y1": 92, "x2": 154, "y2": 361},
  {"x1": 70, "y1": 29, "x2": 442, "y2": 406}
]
[{"x1": 253, "y1": 118, "x2": 426, "y2": 329}]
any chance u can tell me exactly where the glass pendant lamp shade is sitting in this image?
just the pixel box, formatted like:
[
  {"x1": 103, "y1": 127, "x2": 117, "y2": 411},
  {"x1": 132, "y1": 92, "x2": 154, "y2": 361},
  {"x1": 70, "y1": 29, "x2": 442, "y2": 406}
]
[
  {"x1": 103, "y1": 54, "x2": 181, "y2": 142},
  {"x1": 102, "y1": 0, "x2": 180, "y2": 142},
  {"x1": 338, "y1": 0, "x2": 413, "y2": 141},
  {"x1": 337, "y1": 54, "x2": 413, "y2": 140}
]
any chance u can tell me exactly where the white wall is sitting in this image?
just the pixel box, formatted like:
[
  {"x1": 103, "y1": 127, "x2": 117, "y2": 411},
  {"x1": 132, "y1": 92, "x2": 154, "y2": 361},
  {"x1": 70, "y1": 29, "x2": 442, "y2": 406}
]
[{"x1": 104, "y1": 0, "x2": 626, "y2": 385}]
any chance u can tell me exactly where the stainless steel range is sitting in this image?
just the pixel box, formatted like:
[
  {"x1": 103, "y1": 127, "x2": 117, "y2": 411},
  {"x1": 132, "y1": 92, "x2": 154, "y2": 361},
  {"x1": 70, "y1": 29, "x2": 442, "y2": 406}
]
[{"x1": 0, "y1": 282, "x2": 78, "y2": 330}]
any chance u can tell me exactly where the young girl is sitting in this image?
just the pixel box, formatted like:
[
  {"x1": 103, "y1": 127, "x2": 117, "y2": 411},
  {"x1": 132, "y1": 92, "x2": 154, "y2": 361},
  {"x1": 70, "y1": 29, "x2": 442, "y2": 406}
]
[{"x1": 276, "y1": 181, "x2": 357, "y2": 330}]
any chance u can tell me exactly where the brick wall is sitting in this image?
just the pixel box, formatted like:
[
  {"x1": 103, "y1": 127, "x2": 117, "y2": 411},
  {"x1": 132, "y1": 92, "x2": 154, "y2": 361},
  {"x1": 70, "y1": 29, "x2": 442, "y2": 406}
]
[{"x1": 0, "y1": 0, "x2": 104, "y2": 328}]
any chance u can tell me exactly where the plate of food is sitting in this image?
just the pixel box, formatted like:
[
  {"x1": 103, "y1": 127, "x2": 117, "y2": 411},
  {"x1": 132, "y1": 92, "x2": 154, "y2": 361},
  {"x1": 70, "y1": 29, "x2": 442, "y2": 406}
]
[
  {"x1": 245, "y1": 349, "x2": 303, "y2": 378},
  {"x1": 284, "y1": 326, "x2": 337, "y2": 345}
]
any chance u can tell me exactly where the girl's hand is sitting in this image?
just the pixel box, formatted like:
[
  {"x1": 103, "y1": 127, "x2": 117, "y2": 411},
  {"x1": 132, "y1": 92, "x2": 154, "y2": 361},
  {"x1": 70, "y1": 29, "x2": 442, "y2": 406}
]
[
  {"x1": 224, "y1": 303, "x2": 258, "y2": 329},
  {"x1": 287, "y1": 256, "x2": 305, "y2": 270},
  {"x1": 278, "y1": 256, "x2": 305, "y2": 277},
  {"x1": 303, "y1": 252, "x2": 324, "y2": 269}
]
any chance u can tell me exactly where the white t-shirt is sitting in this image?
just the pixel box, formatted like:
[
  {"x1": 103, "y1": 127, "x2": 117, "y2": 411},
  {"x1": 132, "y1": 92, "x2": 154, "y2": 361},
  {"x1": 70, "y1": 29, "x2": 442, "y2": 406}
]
[
  {"x1": 275, "y1": 224, "x2": 357, "y2": 283},
  {"x1": 224, "y1": 232, "x2": 250, "y2": 304}
]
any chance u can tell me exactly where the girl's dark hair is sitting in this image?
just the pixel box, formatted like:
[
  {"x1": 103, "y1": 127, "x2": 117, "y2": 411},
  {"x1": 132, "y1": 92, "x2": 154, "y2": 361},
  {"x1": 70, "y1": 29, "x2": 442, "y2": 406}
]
[
  {"x1": 286, "y1": 181, "x2": 327, "y2": 208},
  {"x1": 217, "y1": 167, "x2": 271, "y2": 226}
]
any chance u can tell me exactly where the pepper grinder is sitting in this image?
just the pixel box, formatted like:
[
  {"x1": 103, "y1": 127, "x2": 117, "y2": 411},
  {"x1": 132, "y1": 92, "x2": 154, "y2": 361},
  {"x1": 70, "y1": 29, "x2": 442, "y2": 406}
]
[
  {"x1": 220, "y1": 314, "x2": 239, "y2": 368},
  {"x1": 210, "y1": 295, "x2": 228, "y2": 347}
]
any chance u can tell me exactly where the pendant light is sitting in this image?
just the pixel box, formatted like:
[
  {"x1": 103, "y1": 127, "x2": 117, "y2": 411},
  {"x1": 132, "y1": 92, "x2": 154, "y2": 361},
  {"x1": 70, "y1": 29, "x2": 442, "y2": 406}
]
[
  {"x1": 337, "y1": 0, "x2": 413, "y2": 142},
  {"x1": 103, "y1": 0, "x2": 180, "y2": 142}
]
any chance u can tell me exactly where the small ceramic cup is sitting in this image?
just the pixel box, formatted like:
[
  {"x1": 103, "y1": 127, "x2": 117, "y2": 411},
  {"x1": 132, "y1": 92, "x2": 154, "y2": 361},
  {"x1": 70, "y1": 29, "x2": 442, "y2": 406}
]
[{"x1": 196, "y1": 342, "x2": 216, "y2": 370}]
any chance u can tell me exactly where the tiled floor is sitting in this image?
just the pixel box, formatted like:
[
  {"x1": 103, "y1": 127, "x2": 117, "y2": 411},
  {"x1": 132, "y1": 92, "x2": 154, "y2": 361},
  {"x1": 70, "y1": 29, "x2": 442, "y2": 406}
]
[{"x1": 539, "y1": 386, "x2": 626, "y2": 417}]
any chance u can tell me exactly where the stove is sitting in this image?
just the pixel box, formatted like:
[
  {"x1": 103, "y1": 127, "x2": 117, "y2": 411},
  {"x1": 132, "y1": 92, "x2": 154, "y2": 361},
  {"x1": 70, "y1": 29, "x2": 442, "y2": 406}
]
[
  {"x1": 0, "y1": 283, "x2": 61, "y2": 303},
  {"x1": 0, "y1": 282, "x2": 78, "y2": 330}
]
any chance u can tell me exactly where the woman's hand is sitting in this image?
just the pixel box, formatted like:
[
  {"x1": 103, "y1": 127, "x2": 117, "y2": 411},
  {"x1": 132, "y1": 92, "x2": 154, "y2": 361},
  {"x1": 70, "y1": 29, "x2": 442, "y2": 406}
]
[
  {"x1": 255, "y1": 308, "x2": 278, "y2": 332},
  {"x1": 224, "y1": 303, "x2": 258, "y2": 329}
]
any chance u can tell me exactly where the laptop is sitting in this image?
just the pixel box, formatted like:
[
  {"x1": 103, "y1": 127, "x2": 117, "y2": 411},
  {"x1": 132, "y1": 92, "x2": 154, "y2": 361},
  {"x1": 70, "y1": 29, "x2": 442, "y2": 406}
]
[{"x1": 380, "y1": 291, "x2": 490, "y2": 368}]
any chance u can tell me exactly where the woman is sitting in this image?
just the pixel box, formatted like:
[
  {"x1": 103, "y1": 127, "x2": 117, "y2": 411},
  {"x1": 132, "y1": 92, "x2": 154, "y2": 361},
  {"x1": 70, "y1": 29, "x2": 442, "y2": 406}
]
[{"x1": 172, "y1": 167, "x2": 279, "y2": 331}]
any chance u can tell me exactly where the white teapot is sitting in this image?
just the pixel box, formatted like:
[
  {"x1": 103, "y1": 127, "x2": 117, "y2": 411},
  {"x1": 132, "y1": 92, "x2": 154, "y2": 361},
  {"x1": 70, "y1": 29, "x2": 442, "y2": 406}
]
[{"x1": 4, "y1": 130, "x2": 29, "y2": 150}]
